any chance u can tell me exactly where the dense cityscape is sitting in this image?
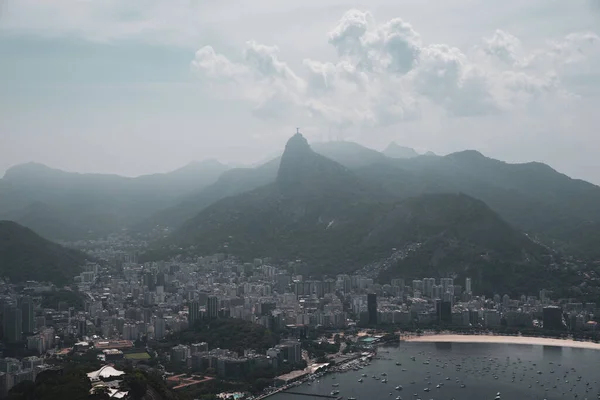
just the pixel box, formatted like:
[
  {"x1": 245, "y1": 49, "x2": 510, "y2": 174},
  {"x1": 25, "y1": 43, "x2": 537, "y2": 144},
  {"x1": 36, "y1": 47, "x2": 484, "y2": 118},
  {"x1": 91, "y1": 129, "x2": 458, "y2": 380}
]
[{"x1": 0, "y1": 232, "x2": 598, "y2": 399}]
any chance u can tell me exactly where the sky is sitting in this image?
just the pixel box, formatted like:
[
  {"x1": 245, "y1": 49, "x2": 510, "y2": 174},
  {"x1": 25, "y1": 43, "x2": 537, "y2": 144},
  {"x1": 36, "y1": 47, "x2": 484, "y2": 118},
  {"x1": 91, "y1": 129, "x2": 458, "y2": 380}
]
[{"x1": 1, "y1": 0, "x2": 600, "y2": 183}]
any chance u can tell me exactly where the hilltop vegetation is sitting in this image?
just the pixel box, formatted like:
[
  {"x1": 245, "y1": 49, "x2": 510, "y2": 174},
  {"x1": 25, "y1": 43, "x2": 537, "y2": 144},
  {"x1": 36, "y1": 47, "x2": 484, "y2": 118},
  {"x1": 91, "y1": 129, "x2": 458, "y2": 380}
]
[{"x1": 170, "y1": 318, "x2": 279, "y2": 355}]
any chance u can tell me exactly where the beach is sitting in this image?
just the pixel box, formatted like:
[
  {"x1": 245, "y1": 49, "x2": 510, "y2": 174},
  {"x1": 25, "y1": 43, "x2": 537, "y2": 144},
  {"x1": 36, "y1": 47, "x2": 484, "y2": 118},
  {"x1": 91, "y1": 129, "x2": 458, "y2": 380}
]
[{"x1": 406, "y1": 334, "x2": 600, "y2": 350}]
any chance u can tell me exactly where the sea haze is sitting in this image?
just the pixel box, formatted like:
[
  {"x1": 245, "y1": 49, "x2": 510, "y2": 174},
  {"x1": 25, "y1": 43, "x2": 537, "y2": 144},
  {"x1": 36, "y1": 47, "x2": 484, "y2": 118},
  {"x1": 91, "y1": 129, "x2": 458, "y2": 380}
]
[{"x1": 270, "y1": 342, "x2": 600, "y2": 400}]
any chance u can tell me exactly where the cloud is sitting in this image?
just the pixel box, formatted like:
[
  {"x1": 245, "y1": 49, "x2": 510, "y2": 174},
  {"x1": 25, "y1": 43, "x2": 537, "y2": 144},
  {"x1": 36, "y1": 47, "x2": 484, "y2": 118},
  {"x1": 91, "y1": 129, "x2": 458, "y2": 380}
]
[
  {"x1": 481, "y1": 30, "x2": 522, "y2": 65},
  {"x1": 191, "y1": 9, "x2": 599, "y2": 128}
]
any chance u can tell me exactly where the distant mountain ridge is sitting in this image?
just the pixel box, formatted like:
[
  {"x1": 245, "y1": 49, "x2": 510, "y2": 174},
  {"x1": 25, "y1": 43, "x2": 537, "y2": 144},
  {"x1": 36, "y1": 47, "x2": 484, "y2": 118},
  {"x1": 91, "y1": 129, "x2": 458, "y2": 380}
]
[
  {"x1": 5, "y1": 139, "x2": 600, "y2": 265},
  {"x1": 383, "y1": 142, "x2": 419, "y2": 159},
  {"x1": 0, "y1": 220, "x2": 89, "y2": 284},
  {"x1": 0, "y1": 160, "x2": 229, "y2": 240}
]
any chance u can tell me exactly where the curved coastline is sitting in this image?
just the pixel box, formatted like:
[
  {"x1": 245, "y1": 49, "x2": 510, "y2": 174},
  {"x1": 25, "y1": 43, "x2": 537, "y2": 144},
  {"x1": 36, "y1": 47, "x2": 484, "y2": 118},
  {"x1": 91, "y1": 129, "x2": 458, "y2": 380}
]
[{"x1": 405, "y1": 333, "x2": 600, "y2": 350}]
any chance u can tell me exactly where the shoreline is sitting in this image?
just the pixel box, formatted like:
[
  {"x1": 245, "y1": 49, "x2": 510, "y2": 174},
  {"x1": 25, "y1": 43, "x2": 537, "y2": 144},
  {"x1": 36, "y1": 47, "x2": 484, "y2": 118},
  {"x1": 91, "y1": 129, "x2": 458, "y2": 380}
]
[{"x1": 405, "y1": 334, "x2": 600, "y2": 350}]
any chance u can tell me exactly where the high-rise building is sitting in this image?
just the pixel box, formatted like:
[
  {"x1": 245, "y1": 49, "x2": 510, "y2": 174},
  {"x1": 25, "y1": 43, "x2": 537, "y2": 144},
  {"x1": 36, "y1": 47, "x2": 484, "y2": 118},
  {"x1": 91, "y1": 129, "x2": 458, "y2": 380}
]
[
  {"x1": 441, "y1": 278, "x2": 454, "y2": 294},
  {"x1": 3, "y1": 305, "x2": 22, "y2": 343},
  {"x1": 423, "y1": 278, "x2": 436, "y2": 298},
  {"x1": 465, "y1": 277, "x2": 472, "y2": 294},
  {"x1": 432, "y1": 285, "x2": 443, "y2": 300},
  {"x1": 543, "y1": 306, "x2": 563, "y2": 331},
  {"x1": 207, "y1": 296, "x2": 219, "y2": 319},
  {"x1": 367, "y1": 293, "x2": 378, "y2": 325},
  {"x1": 123, "y1": 323, "x2": 137, "y2": 341},
  {"x1": 436, "y1": 300, "x2": 452, "y2": 324},
  {"x1": 154, "y1": 318, "x2": 166, "y2": 340},
  {"x1": 20, "y1": 298, "x2": 35, "y2": 335},
  {"x1": 188, "y1": 301, "x2": 201, "y2": 326},
  {"x1": 412, "y1": 280, "x2": 424, "y2": 293}
]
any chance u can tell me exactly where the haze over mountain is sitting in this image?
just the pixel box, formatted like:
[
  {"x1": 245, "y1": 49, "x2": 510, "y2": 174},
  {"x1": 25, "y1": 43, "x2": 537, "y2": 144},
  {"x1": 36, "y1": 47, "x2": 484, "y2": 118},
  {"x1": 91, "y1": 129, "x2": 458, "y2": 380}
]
[
  {"x1": 383, "y1": 142, "x2": 419, "y2": 159},
  {"x1": 356, "y1": 150, "x2": 600, "y2": 258},
  {"x1": 139, "y1": 141, "x2": 388, "y2": 230},
  {"x1": 146, "y1": 134, "x2": 553, "y2": 294},
  {"x1": 0, "y1": 160, "x2": 229, "y2": 240},
  {"x1": 0, "y1": 221, "x2": 89, "y2": 285},
  {"x1": 7, "y1": 136, "x2": 600, "y2": 269}
]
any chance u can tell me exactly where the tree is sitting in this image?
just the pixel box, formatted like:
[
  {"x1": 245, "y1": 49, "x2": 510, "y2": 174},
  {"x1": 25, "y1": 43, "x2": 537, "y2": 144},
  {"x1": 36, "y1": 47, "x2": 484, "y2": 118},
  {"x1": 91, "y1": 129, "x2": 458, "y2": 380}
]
[
  {"x1": 122, "y1": 372, "x2": 148, "y2": 400},
  {"x1": 7, "y1": 381, "x2": 35, "y2": 400},
  {"x1": 8, "y1": 369, "x2": 92, "y2": 400}
]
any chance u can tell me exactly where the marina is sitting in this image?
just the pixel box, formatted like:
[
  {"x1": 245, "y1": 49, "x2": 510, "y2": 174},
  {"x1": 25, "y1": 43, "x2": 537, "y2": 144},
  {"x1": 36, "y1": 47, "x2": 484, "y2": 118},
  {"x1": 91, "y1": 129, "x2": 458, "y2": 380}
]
[{"x1": 268, "y1": 341, "x2": 600, "y2": 400}]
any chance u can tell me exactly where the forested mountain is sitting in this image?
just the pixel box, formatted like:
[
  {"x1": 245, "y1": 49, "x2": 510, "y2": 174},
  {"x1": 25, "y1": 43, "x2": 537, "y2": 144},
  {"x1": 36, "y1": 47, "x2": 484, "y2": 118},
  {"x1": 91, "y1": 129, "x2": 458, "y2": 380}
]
[
  {"x1": 152, "y1": 134, "x2": 549, "y2": 294},
  {"x1": 0, "y1": 220, "x2": 89, "y2": 284}
]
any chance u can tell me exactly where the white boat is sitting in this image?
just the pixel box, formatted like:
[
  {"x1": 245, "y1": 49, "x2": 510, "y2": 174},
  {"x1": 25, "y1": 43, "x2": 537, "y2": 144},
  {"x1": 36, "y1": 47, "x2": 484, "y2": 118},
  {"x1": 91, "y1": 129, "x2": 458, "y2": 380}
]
[
  {"x1": 395, "y1": 385, "x2": 403, "y2": 391},
  {"x1": 358, "y1": 378, "x2": 363, "y2": 383},
  {"x1": 331, "y1": 390, "x2": 340, "y2": 396}
]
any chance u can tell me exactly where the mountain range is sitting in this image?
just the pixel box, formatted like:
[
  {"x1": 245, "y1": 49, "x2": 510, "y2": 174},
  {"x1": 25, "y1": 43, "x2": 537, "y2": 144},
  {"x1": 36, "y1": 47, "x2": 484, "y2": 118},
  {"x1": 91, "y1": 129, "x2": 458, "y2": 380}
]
[
  {"x1": 143, "y1": 140, "x2": 600, "y2": 261},
  {"x1": 0, "y1": 220, "x2": 89, "y2": 285},
  {"x1": 3, "y1": 137, "x2": 600, "y2": 293},
  {"x1": 143, "y1": 134, "x2": 556, "y2": 294}
]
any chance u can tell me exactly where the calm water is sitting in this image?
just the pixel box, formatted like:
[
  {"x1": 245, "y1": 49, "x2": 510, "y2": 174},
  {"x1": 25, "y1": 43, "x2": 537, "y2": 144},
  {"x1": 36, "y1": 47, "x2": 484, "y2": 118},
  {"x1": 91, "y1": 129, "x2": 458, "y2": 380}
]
[{"x1": 271, "y1": 342, "x2": 600, "y2": 400}]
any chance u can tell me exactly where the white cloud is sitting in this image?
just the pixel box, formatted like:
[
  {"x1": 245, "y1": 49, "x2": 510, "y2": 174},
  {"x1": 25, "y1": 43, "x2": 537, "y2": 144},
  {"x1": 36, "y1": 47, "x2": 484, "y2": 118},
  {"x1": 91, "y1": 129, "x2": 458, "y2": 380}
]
[{"x1": 191, "y1": 9, "x2": 600, "y2": 127}]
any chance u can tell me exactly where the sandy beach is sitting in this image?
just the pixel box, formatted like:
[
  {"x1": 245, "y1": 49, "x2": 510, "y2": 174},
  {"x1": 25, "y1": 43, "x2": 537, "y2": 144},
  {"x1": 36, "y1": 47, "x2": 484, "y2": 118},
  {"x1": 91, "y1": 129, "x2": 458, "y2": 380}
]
[{"x1": 406, "y1": 334, "x2": 600, "y2": 350}]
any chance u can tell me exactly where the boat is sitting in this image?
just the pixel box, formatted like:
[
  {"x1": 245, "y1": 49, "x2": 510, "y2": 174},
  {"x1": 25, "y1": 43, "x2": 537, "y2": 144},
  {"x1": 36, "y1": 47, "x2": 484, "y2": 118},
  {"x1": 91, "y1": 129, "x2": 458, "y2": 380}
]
[
  {"x1": 395, "y1": 362, "x2": 401, "y2": 366},
  {"x1": 358, "y1": 378, "x2": 363, "y2": 383},
  {"x1": 381, "y1": 379, "x2": 387, "y2": 383},
  {"x1": 332, "y1": 383, "x2": 339, "y2": 387},
  {"x1": 395, "y1": 397, "x2": 402, "y2": 400},
  {"x1": 395, "y1": 385, "x2": 403, "y2": 391},
  {"x1": 348, "y1": 397, "x2": 357, "y2": 400},
  {"x1": 331, "y1": 390, "x2": 340, "y2": 396},
  {"x1": 423, "y1": 388, "x2": 430, "y2": 392}
]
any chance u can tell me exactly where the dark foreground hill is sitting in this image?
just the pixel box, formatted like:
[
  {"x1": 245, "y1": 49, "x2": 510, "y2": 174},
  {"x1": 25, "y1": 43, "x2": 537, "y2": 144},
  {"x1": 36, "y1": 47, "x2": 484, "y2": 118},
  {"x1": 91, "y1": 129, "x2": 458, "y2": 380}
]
[
  {"x1": 149, "y1": 134, "x2": 550, "y2": 294},
  {"x1": 0, "y1": 220, "x2": 88, "y2": 284}
]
